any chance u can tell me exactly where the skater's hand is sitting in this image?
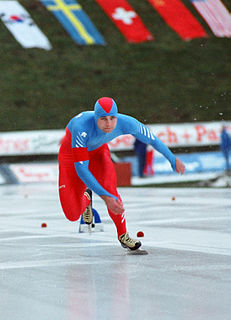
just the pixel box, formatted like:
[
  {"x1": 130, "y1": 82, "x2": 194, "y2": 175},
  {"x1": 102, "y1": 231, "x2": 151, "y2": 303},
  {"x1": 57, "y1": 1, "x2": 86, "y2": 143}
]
[
  {"x1": 100, "y1": 196, "x2": 124, "y2": 215},
  {"x1": 175, "y1": 158, "x2": 186, "y2": 175}
]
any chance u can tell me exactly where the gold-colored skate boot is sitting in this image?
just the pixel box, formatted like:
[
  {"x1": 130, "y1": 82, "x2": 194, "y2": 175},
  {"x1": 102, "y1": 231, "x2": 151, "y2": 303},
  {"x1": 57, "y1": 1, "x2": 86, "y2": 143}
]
[
  {"x1": 119, "y1": 232, "x2": 141, "y2": 251},
  {"x1": 82, "y1": 189, "x2": 93, "y2": 225}
]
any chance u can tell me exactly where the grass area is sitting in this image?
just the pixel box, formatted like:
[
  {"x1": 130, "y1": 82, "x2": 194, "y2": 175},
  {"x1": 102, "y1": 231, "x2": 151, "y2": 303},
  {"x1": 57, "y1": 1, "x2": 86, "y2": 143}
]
[{"x1": 0, "y1": 0, "x2": 230, "y2": 131}]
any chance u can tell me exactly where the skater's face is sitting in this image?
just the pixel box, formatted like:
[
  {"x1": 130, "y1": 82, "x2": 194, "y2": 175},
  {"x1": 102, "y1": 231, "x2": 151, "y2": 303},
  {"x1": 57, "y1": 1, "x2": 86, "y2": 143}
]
[{"x1": 97, "y1": 116, "x2": 117, "y2": 133}]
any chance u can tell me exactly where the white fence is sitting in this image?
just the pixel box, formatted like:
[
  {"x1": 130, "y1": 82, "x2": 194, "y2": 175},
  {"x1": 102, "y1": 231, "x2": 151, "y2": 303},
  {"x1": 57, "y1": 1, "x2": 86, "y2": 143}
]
[{"x1": 0, "y1": 121, "x2": 230, "y2": 156}]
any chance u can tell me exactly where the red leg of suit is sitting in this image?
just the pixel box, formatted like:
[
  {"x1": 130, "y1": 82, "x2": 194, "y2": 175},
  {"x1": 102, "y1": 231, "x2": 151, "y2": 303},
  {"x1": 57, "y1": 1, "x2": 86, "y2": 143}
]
[
  {"x1": 58, "y1": 143, "x2": 127, "y2": 237},
  {"x1": 58, "y1": 162, "x2": 90, "y2": 221},
  {"x1": 89, "y1": 145, "x2": 127, "y2": 238}
]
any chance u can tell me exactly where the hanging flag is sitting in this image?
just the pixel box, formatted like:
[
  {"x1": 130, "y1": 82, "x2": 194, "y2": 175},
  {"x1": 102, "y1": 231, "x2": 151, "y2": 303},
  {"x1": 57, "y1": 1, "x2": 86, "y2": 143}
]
[
  {"x1": 0, "y1": 1, "x2": 52, "y2": 50},
  {"x1": 147, "y1": 0, "x2": 207, "y2": 40},
  {"x1": 94, "y1": 0, "x2": 154, "y2": 43},
  {"x1": 190, "y1": 0, "x2": 231, "y2": 38},
  {"x1": 40, "y1": 0, "x2": 105, "y2": 45}
]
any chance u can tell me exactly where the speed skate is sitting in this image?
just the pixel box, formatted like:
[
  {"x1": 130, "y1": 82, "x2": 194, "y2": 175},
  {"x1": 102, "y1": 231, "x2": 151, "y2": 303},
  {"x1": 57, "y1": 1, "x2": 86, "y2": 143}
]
[
  {"x1": 79, "y1": 208, "x2": 104, "y2": 233},
  {"x1": 126, "y1": 248, "x2": 148, "y2": 255}
]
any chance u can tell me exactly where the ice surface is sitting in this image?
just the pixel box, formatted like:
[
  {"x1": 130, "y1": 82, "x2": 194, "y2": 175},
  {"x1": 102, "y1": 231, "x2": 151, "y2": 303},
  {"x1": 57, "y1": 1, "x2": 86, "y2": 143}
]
[{"x1": 0, "y1": 184, "x2": 231, "y2": 320}]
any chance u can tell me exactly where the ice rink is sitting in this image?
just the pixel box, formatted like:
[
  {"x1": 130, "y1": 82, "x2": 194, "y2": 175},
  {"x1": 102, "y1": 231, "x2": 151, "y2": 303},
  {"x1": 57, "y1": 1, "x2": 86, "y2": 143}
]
[{"x1": 1, "y1": 183, "x2": 231, "y2": 320}]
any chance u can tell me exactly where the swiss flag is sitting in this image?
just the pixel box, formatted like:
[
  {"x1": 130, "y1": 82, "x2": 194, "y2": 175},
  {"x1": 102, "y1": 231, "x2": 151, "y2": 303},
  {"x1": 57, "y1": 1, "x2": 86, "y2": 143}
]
[{"x1": 95, "y1": 0, "x2": 154, "y2": 43}]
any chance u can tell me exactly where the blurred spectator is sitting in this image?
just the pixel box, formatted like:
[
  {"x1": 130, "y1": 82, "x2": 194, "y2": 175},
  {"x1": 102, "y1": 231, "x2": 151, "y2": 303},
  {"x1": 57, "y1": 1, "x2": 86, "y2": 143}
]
[
  {"x1": 134, "y1": 139, "x2": 147, "y2": 178},
  {"x1": 220, "y1": 125, "x2": 231, "y2": 172},
  {"x1": 144, "y1": 145, "x2": 154, "y2": 176}
]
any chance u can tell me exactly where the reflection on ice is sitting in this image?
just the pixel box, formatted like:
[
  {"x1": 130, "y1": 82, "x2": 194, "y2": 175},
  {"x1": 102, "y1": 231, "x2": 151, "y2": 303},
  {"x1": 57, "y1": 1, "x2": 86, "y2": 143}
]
[{"x1": 0, "y1": 184, "x2": 231, "y2": 320}]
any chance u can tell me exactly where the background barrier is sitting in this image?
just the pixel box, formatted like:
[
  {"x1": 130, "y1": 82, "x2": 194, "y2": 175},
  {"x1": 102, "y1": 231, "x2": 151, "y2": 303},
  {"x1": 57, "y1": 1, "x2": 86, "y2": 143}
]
[
  {"x1": 0, "y1": 121, "x2": 230, "y2": 156},
  {"x1": 0, "y1": 121, "x2": 230, "y2": 185}
]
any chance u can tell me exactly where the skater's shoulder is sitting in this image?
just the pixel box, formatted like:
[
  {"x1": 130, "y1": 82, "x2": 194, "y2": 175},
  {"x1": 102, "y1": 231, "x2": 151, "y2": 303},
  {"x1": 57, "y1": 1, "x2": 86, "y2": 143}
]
[
  {"x1": 117, "y1": 113, "x2": 139, "y2": 132},
  {"x1": 68, "y1": 112, "x2": 94, "y2": 128},
  {"x1": 118, "y1": 113, "x2": 138, "y2": 124},
  {"x1": 74, "y1": 111, "x2": 94, "y2": 122}
]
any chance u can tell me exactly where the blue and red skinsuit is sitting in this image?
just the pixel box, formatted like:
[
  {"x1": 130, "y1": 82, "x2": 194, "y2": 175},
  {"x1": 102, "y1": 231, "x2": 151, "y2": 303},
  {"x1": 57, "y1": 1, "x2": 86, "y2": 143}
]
[{"x1": 58, "y1": 98, "x2": 176, "y2": 238}]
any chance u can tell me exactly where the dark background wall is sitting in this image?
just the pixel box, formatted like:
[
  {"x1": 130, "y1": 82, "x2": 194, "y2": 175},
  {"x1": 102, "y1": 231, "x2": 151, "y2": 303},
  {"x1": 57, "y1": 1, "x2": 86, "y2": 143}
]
[{"x1": 0, "y1": 0, "x2": 230, "y2": 131}]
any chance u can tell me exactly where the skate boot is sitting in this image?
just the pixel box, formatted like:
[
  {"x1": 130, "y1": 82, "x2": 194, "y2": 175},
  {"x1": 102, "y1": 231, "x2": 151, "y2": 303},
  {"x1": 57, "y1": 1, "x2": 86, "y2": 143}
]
[
  {"x1": 119, "y1": 232, "x2": 141, "y2": 251},
  {"x1": 82, "y1": 189, "x2": 93, "y2": 225}
]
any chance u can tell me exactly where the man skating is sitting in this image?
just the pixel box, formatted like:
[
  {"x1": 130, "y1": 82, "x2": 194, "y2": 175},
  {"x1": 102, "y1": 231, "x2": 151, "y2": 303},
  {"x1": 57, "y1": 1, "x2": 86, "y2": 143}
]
[{"x1": 58, "y1": 97, "x2": 185, "y2": 251}]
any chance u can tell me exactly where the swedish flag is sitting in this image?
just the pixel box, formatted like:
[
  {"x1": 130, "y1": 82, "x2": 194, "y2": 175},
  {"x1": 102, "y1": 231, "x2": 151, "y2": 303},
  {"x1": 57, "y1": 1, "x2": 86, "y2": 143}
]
[{"x1": 41, "y1": 0, "x2": 105, "y2": 45}]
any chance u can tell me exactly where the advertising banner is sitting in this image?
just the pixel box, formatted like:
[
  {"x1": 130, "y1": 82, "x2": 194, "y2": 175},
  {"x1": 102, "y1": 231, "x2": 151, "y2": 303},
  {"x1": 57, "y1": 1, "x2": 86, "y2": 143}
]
[
  {"x1": 9, "y1": 163, "x2": 58, "y2": 183},
  {"x1": 0, "y1": 130, "x2": 64, "y2": 156},
  {"x1": 147, "y1": 121, "x2": 231, "y2": 148},
  {"x1": 0, "y1": 121, "x2": 230, "y2": 155},
  {"x1": 125, "y1": 151, "x2": 230, "y2": 176}
]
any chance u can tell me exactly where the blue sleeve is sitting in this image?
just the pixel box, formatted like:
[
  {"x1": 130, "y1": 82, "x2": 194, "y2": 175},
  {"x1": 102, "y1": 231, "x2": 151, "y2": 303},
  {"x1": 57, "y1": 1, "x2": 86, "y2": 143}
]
[
  {"x1": 75, "y1": 161, "x2": 118, "y2": 200},
  {"x1": 123, "y1": 116, "x2": 176, "y2": 171}
]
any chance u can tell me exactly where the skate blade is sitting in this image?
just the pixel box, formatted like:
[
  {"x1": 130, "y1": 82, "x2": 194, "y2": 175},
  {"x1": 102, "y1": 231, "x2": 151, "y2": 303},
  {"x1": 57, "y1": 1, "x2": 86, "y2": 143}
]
[
  {"x1": 88, "y1": 224, "x2": 92, "y2": 233},
  {"x1": 127, "y1": 249, "x2": 148, "y2": 255},
  {"x1": 79, "y1": 223, "x2": 104, "y2": 233}
]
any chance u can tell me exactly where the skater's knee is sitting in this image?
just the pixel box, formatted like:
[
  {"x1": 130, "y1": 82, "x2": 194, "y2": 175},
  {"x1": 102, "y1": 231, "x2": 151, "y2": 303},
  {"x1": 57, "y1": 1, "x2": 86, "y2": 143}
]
[
  {"x1": 61, "y1": 203, "x2": 82, "y2": 222},
  {"x1": 64, "y1": 211, "x2": 81, "y2": 222}
]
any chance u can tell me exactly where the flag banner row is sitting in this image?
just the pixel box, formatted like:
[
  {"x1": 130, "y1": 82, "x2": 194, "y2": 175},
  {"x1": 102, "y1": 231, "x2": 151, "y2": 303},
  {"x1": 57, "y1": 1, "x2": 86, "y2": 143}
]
[
  {"x1": 0, "y1": 0, "x2": 231, "y2": 48},
  {"x1": 190, "y1": 0, "x2": 231, "y2": 38},
  {"x1": 147, "y1": 0, "x2": 207, "y2": 40},
  {"x1": 94, "y1": 0, "x2": 154, "y2": 43},
  {"x1": 0, "y1": 0, "x2": 52, "y2": 50},
  {"x1": 40, "y1": 0, "x2": 105, "y2": 45}
]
